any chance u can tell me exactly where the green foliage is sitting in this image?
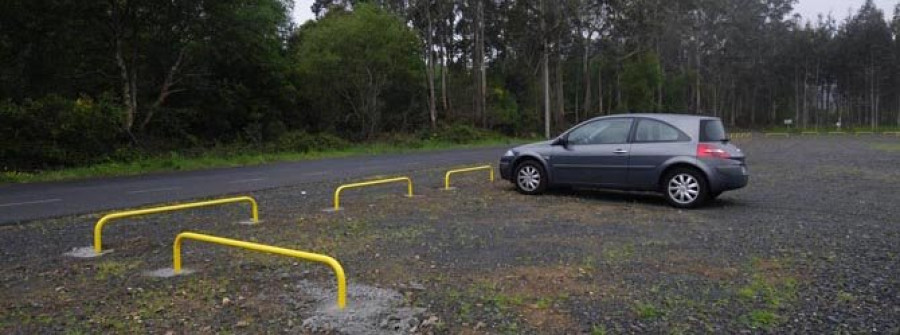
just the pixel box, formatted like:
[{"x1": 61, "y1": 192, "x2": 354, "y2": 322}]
[
  {"x1": 292, "y1": 4, "x2": 423, "y2": 139},
  {"x1": 633, "y1": 301, "x2": 663, "y2": 319},
  {"x1": 0, "y1": 95, "x2": 123, "y2": 169},
  {"x1": 273, "y1": 131, "x2": 350, "y2": 153},
  {"x1": 433, "y1": 124, "x2": 495, "y2": 144},
  {"x1": 620, "y1": 52, "x2": 663, "y2": 112}
]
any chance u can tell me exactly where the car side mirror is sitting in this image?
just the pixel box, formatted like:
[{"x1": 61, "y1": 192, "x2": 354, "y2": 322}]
[{"x1": 551, "y1": 136, "x2": 568, "y2": 147}]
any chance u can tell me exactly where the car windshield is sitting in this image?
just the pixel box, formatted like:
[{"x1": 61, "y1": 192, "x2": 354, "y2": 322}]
[{"x1": 699, "y1": 119, "x2": 727, "y2": 142}]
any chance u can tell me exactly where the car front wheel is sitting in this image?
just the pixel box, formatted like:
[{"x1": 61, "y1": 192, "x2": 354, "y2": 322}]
[
  {"x1": 662, "y1": 168, "x2": 709, "y2": 208},
  {"x1": 514, "y1": 160, "x2": 547, "y2": 195}
]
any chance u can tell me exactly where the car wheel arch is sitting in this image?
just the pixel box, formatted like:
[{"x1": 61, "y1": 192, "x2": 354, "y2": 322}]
[
  {"x1": 512, "y1": 155, "x2": 552, "y2": 183},
  {"x1": 657, "y1": 162, "x2": 710, "y2": 193}
]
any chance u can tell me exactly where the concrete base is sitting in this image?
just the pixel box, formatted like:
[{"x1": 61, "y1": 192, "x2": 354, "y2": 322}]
[
  {"x1": 144, "y1": 268, "x2": 195, "y2": 278},
  {"x1": 63, "y1": 246, "x2": 111, "y2": 258}
]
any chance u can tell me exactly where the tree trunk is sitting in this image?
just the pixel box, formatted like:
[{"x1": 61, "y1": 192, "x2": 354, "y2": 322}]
[
  {"x1": 582, "y1": 34, "x2": 592, "y2": 120},
  {"x1": 110, "y1": 0, "x2": 137, "y2": 139},
  {"x1": 471, "y1": 0, "x2": 485, "y2": 127},
  {"x1": 140, "y1": 46, "x2": 186, "y2": 132},
  {"x1": 597, "y1": 62, "x2": 603, "y2": 116},
  {"x1": 541, "y1": 0, "x2": 550, "y2": 138},
  {"x1": 542, "y1": 47, "x2": 551, "y2": 138},
  {"x1": 425, "y1": 6, "x2": 437, "y2": 129},
  {"x1": 479, "y1": 0, "x2": 487, "y2": 128},
  {"x1": 555, "y1": 50, "x2": 565, "y2": 130}
]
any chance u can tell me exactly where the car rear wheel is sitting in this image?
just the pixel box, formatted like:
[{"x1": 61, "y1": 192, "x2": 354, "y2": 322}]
[
  {"x1": 514, "y1": 161, "x2": 547, "y2": 195},
  {"x1": 662, "y1": 168, "x2": 709, "y2": 208}
]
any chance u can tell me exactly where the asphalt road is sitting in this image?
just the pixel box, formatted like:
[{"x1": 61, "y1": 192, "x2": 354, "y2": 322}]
[{"x1": 0, "y1": 146, "x2": 506, "y2": 225}]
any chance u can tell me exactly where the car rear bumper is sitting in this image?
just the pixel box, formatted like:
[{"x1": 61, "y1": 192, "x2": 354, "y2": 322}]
[{"x1": 710, "y1": 164, "x2": 749, "y2": 192}]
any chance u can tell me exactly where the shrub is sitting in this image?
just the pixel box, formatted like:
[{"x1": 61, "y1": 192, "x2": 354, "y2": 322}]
[
  {"x1": 0, "y1": 94, "x2": 124, "y2": 170},
  {"x1": 274, "y1": 131, "x2": 350, "y2": 153},
  {"x1": 434, "y1": 124, "x2": 493, "y2": 144}
]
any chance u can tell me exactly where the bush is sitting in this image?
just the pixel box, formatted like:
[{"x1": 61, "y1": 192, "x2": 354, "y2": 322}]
[
  {"x1": 273, "y1": 131, "x2": 350, "y2": 153},
  {"x1": 433, "y1": 124, "x2": 493, "y2": 144},
  {"x1": 0, "y1": 94, "x2": 124, "y2": 170},
  {"x1": 374, "y1": 132, "x2": 427, "y2": 148}
]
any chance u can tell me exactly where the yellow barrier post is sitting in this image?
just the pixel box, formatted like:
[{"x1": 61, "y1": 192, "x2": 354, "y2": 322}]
[
  {"x1": 332, "y1": 177, "x2": 413, "y2": 211},
  {"x1": 173, "y1": 232, "x2": 346, "y2": 309},
  {"x1": 93, "y1": 196, "x2": 258, "y2": 253},
  {"x1": 444, "y1": 165, "x2": 494, "y2": 190}
]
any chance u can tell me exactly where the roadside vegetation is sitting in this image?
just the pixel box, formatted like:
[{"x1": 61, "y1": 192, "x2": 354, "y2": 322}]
[
  {"x1": 0, "y1": 126, "x2": 533, "y2": 184},
  {"x1": 4, "y1": 0, "x2": 900, "y2": 181}
]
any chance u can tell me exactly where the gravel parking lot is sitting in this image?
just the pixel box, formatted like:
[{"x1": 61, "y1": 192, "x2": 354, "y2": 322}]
[{"x1": 1, "y1": 136, "x2": 898, "y2": 334}]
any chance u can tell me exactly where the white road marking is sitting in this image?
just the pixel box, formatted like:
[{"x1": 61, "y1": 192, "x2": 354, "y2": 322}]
[
  {"x1": 126, "y1": 187, "x2": 182, "y2": 194},
  {"x1": 0, "y1": 198, "x2": 62, "y2": 208},
  {"x1": 228, "y1": 178, "x2": 266, "y2": 184}
]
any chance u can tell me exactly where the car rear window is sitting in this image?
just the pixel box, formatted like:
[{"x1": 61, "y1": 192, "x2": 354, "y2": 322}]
[{"x1": 699, "y1": 119, "x2": 727, "y2": 142}]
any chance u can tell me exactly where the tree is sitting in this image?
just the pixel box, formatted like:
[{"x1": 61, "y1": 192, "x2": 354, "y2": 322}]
[{"x1": 293, "y1": 4, "x2": 424, "y2": 139}]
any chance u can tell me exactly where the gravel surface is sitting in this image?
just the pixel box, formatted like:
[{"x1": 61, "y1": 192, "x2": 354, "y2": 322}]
[{"x1": 0, "y1": 136, "x2": 897, "y2": 334}]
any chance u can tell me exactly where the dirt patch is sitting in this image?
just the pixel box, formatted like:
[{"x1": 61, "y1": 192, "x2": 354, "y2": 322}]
[{"x1": 298, "y1": 280, "x2": 431, "y2": 334}]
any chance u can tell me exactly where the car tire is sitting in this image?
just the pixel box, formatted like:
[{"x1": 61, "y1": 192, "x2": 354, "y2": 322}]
[
  {"x1": 662, "y1": 168, "x2": 709, "y2": 208},
  {"x1": 514, "y1": 160, "x2": 547, "y2": 195}
]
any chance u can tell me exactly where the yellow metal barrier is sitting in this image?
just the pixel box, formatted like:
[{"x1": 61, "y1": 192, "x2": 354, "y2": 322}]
[
  {"x1": 801, "y1": 131, "x2": 820, "y2": 136},
  {"x1": 444, "y1": 165, "x2": 494, "y2": 190},
  {"x1": 855, "y1": 131, "x2": 874, "y2": 136},
  {"x1": 828, "y1": 131, "x2": 847, "y2": 135},
  {"x1": 94, "y1": 196, "x2": 258, "y2": 253},
  {"x1": 730, "y1": 132, "x2": 752, "y2": 139},
  {"x1": 173, "y1": 232, "x2": 346, "y2": 309},
  {"x1": 764, "y1": 132, "x2": 789, "y2": 137},
  {"x1": 333, "y1": 177, "x2": 413, "y2": 210}
]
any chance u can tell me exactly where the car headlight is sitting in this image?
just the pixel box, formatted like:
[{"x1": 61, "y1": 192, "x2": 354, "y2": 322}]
[{"x1": 503, "y1": 150, "x2": 515, "y2": 157}]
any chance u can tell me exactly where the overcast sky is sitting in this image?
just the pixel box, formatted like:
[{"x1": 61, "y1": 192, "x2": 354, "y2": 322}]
[{"x1": 290, "y1": 0, "x2": 900, "y2": 25}]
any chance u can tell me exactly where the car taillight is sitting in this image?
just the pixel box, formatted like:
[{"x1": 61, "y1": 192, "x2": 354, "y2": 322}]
[{"x1": 697, "y1": 143, "x2": 730, "y2": 159}]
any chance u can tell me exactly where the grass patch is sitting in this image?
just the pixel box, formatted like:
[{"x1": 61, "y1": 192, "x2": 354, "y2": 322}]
[
  {"x1": 870, "y1": 143, "x2": 900, "y2": 152},
  {"x1": 746, "y1": 309, "x2": 778, "y2": 328},
  {"x1": 737, "y1": 258, "x2": 798, "y2": 329},
  {"x1": 762, "y1": 126, "x2": 900, "y2": 134},
  {"x1": 1, "y1": 136, "x2": 536, "y2": 184},
  {"x1": 601, "y1": 242, "x2": 636, "y2": 262},
  {"x1": 633, "y1": 301, "x2": 663, "y2": 319}
]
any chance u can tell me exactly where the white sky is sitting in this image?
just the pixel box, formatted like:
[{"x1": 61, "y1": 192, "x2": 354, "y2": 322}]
[
  {"x1": 291, "y1": 0, "x2": 316, "y2": 24},
  {"x1": 794, "y1": 0, "x2": 898, "y2": 21},
  {"x1": 290, "y1": 0, "x2": 900, "y2": 25}
]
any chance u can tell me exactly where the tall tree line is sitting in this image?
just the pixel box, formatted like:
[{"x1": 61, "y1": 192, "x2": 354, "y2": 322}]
[
  {"x1": 314, "y1": 0, "x2": 900, "y2": 133},
  {"x1": 2, "y1": 0, "x2": 900, "y2": 169}
]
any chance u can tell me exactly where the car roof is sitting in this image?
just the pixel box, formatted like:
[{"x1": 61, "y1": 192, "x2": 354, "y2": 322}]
[{"x1": 590, "y1": 113, "x2": 720, "y2": 122}]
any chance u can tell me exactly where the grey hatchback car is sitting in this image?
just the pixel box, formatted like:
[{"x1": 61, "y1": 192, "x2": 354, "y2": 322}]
[{"x1": 499, "y1": 114, "x2": 748, "y2": 208}]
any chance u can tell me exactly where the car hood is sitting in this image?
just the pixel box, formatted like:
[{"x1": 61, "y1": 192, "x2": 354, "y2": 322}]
[{"x1": 513, "y1": 140, "x2": 552, "y2": 152}]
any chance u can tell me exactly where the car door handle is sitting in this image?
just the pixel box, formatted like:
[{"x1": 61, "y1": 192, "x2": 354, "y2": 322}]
[{"x1": 613, "y1": 149, "x2": 628, "y2": 154}]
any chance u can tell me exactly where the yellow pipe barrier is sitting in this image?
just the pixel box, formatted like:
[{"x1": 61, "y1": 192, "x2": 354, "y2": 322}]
[
  {"x1": 764, "y1": 132, "x2": 789, "y2": 137},
  {"x1": 173, "y1": 232, "x2": 346, "y2": 309},
  {"x1": 333, "y1": 177, "x2": 413, "y2": 210},
  {"x1": 94, "y1": 196, "x2": 258, "y2": 253},
  {"x1": 444, "y1": 165, "x2": 494, "y2": 190}
]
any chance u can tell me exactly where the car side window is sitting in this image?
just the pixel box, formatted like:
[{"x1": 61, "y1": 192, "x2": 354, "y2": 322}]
[
  {"x1": 567, "y1": 119, "x2": 633, "y2": 145},
  {"x1": 634, "y1": 119, "x2": 690, "y2": 142}
]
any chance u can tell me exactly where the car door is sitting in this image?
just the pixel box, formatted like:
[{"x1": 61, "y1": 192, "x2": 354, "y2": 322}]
[
  {"x1": 627, "y1": 118, "x2": 693, "y2": 190},
  {"x1": 550, "y1": 118, "x2": 634, "y2": 186}
]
